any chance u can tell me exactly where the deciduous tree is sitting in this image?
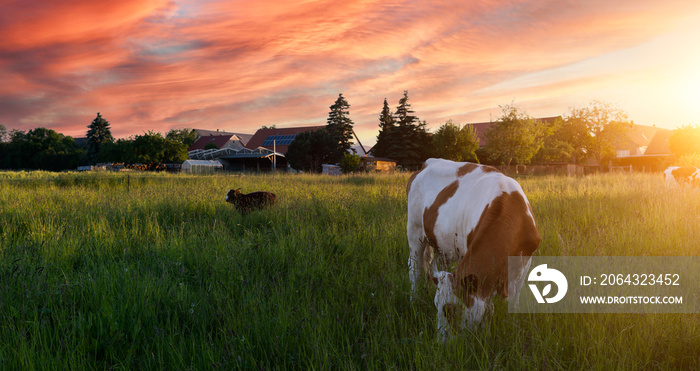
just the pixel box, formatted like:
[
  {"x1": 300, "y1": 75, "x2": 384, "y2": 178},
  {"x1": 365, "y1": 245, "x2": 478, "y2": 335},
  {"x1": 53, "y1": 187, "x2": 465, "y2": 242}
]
[
  {"x1": 565, "y1": 101, "x2": 631, "y2": 166},
  {"x1": 432, "y1": 119, "x2": 480, "y2": 162},
  {"x1": 2, "y1": 127, "x2": 82, "y2": 171},
  {"x1": 99, "y1": 132, "x2": 187, "y2": 166},
  {"x1": 485, "y1": 104, "x2": 544, "y2": 166},
  {"x1": 285, "y1": 129, "x2": 336, "y2": 173},
  {"x1": 669, "y1": 124, "x2": 700, "y2": 156},
  {"x1": 340, "y1": 152, "x2": 362, "y2": 173},
  {"x1": 531, "y1": 117, "x2": 576, "y2": 164},
  {"x1": 166, "y1": 128, "x2": 198, "y2": 148}
]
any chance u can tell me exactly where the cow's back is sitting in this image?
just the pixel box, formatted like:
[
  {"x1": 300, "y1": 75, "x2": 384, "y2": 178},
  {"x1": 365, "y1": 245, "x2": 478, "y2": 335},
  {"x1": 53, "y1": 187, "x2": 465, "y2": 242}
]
[{"x1": 407, "y1": 158, "x2": 527, "y2": 261}]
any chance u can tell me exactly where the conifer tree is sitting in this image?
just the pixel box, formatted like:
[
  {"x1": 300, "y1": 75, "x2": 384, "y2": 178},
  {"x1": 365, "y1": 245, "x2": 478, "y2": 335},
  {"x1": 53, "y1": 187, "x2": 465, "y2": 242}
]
[
  {"x1": 371, "y1": 98, "x2": 395, "y2": 158},
  {"x1": 85, "y1": 112, "x2": 114, "y2": 165},
  {"x1": 326, "y1": 94, "x2": 355, "y2": 162},
  {"x1": 388, "y1": 91, "x2": 431, "y2": 168}
]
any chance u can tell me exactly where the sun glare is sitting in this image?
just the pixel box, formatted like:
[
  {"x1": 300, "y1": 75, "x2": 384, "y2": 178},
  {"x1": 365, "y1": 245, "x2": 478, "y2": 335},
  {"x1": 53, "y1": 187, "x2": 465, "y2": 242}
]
[
  {"x1": 668, "y1": 21, "x2": 700, "y2": 127},
  {"x1": 676, "y1": 72, "x2": 700, "y2": 113}
]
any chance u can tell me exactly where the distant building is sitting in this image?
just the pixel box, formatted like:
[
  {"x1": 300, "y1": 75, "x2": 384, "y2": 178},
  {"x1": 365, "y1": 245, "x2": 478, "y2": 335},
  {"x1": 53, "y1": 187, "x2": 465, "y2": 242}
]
[
  {"x1": 186, "y1": 126, "x2": 325, "y2": 172},
  {"x1": 188, "y1": 134, "x2": 245, "y2": 152},
  {"x1": 181, "y1": 159, "x2": 224, "y2": 174},
  {"x1": 192, "y1": 129, "x2": 253, "y2": 146},
  {"x1": 245, "y1": 126, "x2": 325, "y2": 154},
  {"x1": 613, "y1": 124, "x2": 664, "y2": 158},
  {"x1": 360, "y1": 156, "x2": 397, "y2": 173},
  {"x1": 610, "y1": 125, "x2": 672, "y2": 172}
]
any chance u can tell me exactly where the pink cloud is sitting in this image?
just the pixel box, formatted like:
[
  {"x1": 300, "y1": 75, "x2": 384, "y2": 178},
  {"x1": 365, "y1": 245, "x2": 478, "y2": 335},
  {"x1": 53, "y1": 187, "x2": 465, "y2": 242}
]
[{"x1": 1, "y1": 0, "x2": 699, "y2": 145}]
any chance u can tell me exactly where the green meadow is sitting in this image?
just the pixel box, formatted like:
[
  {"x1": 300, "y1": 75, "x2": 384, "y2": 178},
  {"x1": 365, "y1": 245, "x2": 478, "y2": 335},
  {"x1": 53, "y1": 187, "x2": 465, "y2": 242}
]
[{"x1": 0, "y1": 170, "x2": 698, "y2": 369}]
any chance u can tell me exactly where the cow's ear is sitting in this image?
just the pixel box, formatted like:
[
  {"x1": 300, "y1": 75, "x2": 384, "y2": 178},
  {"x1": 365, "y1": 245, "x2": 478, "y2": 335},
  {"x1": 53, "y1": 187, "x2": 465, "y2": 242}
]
[
  {"x1": 461, "y1": 274, "x2": 479, "y2": 295},
  {"x1": 430, "y1": 276, "x2": 439, "y2": 285}
]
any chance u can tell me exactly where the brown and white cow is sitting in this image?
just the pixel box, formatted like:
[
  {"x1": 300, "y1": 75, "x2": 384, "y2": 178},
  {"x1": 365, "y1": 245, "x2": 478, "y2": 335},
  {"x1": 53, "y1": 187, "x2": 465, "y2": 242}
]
[
  {"x1": 664, "y1": 166, "x2": 700, "y2": 187},
  {"x1": 406, "y1": 158, "x2": 540, "y2": 340}
]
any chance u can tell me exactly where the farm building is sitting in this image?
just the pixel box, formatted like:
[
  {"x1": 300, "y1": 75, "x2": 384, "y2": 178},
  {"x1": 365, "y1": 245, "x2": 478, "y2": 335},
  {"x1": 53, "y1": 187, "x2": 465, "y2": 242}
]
[
  {"x1": 360, "y1": 156, "x2": 397, "y2": 173},
  {"x1": 246, "y1": 126, "x2": 368, "y2": 156},
  {"x1": 192, "y1": 129, "x2": 253, "y2": 146},
  {"x1": 609, "y1": 125, "x2": 672, "y2": 172},
  {"x1": 181, "y1": 159, "x2": 224, "y2": 174},
  {"x1": 188, "y1": 146, "x2": 285, "y2": 172},
  {"x1": 188, "y1": 133, "x2": 250, "y2": 152},
  {"x1": 245, "y1": 126, "x2": 326, "y2": 154}
]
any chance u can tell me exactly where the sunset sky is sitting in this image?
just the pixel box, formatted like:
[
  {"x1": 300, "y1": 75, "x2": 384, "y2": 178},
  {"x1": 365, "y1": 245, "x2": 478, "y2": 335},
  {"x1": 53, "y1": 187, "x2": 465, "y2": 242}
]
[{"x1": 2, "y1": 0, "x2": 700, "y2": 148}]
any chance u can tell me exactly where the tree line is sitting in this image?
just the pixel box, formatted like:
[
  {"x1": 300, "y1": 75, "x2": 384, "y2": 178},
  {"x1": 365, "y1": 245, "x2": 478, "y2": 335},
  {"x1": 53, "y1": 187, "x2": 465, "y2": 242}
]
[
  {"x1": 0, "y1": 113, "x2": 197, "y2": 171},
  {"x1": 286, "y1": 92, "x2": 700, "y2": 173},
  {"x1": 1, "y1": 96, "x2": 698, "y2": 172}
]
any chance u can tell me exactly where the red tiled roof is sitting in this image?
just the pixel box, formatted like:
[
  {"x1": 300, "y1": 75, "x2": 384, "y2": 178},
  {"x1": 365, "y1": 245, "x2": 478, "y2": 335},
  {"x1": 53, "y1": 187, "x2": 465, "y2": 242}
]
[
  {"x1": 245, "y1": 126, "x2": 325, "y2": 154},
  {"x1": 188, "y1": 135, "x2": 234, "y2": 151}
]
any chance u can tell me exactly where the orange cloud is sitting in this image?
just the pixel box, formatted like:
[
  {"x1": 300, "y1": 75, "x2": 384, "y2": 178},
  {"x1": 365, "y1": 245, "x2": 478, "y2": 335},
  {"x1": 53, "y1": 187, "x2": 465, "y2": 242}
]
[
  {"x1": 0, "y1": 0, "x2": 171, "y2": 49},
  {"x1": 2, "y1": 0, "x2": 700, "y2": 145}
]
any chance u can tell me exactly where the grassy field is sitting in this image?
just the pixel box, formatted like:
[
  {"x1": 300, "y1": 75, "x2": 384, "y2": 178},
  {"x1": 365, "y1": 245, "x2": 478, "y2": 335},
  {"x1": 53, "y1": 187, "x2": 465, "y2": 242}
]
[{"x1": 0, "y1": 170, "x2": 698, "y2": 369}]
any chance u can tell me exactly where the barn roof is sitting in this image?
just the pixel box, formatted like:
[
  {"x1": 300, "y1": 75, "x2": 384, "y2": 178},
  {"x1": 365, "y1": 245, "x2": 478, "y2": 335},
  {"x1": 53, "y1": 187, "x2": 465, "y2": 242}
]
[
  {"x1": 188, "y1": 135, "x2": 235, "y2": 151},
  {"x1": 192, "y1": 129, "x2": 253, "y2": 145},
  {"x1": 189, "y1": 147, "x2": 283, "y2": 161},
  {"x1": 625, "y1": 124, "x2": 661, "y2": 148},
  {"x1": 245, "y1": 126, "x2": 325, "y2": 154},
  {"x1": 644, "y1": 127, "x2": 672, "y2": 155}
]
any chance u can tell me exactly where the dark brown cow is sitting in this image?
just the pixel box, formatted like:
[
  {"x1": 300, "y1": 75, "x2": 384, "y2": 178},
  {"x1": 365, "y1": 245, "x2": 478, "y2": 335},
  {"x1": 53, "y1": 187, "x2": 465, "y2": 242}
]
[
  {"x1": 225, "y1": 189, "x2": 276, "y2": 213},
  {"x1": 665, "y1": 166, "x2": 700, "y2": 187}
]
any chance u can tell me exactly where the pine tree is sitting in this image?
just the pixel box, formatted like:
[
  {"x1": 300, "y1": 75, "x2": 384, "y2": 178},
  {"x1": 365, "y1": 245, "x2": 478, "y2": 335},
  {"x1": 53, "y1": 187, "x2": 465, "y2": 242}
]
[
  {"x1": 388, "y1": 91, "x2": 431, "y2": 168},
  {"x1": 326, "y1": 93, "x2": 355, "y2": 162},
  {"x1": 85, "y1": 112, "x2": 114, "y2": 165},
  {"x1": 394, "y1": 90, "x2": 418, "y2": 128},
  {"x1": 370, "y1": 98, "x2": 395, "y2": 158}
]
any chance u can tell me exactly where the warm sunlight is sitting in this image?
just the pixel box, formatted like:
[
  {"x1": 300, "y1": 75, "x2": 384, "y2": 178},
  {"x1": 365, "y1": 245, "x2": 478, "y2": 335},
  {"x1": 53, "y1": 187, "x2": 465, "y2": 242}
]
[
  {"x1": 664, "y1": 19, "x2": 700, "y2": 129},
  {"x1": 675, "y1": 72, "x2": 700, "y2": 122}
]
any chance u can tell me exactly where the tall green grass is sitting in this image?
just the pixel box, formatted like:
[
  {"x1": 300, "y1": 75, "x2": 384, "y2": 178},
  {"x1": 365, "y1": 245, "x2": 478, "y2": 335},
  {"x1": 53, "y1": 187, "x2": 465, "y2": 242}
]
[{"x1": 0, "y1": 171, "x2": 698, "y2": 369}]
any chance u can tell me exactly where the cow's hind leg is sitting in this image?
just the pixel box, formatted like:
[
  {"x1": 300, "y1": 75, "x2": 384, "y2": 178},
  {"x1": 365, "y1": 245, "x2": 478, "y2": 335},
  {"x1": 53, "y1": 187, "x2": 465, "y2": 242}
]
[
  {"x1": 508, "y1": 256, "x2": 532, "y2": 309},
  {"x1": 408, "y1": 233, "x2": 431, "y2": 294}
]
